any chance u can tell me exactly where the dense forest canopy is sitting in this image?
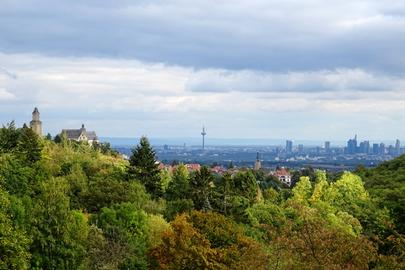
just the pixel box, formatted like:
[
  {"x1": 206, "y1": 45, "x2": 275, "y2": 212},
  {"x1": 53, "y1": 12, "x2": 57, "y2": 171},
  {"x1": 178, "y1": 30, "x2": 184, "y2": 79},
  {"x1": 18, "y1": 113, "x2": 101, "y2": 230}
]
[
  {"x1": 356, "y1": 156, "x2": 405, "y2": 235},
  {"x1": 0, "y1": 122, "x2": 404, "y2": 269}
]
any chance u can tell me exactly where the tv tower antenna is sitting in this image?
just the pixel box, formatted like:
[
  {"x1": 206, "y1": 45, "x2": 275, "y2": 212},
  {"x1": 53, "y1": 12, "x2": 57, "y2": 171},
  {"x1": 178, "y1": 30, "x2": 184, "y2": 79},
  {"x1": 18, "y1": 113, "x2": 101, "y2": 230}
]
[{"x1": 201, "y1": 126, "x2": 207, "y2": 150}]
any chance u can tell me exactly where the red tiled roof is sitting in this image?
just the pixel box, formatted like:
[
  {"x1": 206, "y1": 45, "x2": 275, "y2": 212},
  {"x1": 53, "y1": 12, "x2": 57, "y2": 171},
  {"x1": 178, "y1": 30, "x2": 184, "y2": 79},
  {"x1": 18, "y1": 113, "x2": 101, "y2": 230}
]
[
  {"x1": 186, "y1": 164, "x2": 201, "y2": 171},
  {"x1": 275, "y1": 168, "x2": 290, "y2": 177}
]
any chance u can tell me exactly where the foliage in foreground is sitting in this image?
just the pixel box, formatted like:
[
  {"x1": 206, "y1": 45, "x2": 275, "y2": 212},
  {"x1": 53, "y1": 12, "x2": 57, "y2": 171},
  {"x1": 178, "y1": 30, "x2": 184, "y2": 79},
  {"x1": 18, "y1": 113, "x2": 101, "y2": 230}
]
[{"x1": 0, "y1": 123, "x2": 404, "y2": 269}]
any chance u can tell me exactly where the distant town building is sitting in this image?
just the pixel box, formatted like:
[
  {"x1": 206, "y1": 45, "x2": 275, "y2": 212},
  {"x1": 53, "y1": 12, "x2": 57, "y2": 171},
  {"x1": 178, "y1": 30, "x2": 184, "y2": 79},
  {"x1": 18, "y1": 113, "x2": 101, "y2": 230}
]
[
  {"x1": 211, "y1": 166, "x2": 226, "y2": 174},
  {"x1": 359, "y1": 141, "x2": 370, "y2": 154},
  {"x1": 274, "y1": 167, "x2": 291, "y2": 186},
  {"x1": 298, "y1": 144, "x2": 304, "y2": 153},
  {"x1": 185, "y1": 163, "x2": 201, "y2": 172},
  {"x1": 30, "y1": 107, "x2": 42, "y2": 136},
  {"x1": 395, "y1": 139, "x2": 401, "y2": 156},
  {"x1": 324, "y1": 141, "x2": 330, "y2": 153},
  {"x1": 346, "y1": 135, "x2": 358, "y2": 154},
  {"x1": 388, "y1": 145, "x2": 396, "y2": 156},
  {"x1": 158, "y1": 163, "x2": 174, "y2": 173},
  {"x1": 379, "y1": 143, "x2": 386, "y2": 155},
  {"x1": 286, "y1": 140, "x2": 293, "y2": 154},
  {"x1": 372, "y1": 143, "x2": 379, "y2": 155},
  {"x1": 254, "y1": 152, "x2": 261, "y2": 170},
  {"x1": 61, "y1": 124, "x2": 99, "y2": 144}
]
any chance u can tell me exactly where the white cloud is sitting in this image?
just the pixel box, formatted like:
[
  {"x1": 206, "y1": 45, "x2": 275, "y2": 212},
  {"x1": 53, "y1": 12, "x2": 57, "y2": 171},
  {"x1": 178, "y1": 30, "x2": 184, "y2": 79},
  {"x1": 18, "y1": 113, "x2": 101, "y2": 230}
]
[
  {"x1": 0, "y1": 88, "x2": 15, "y2": 100},
  {"x1": 0, "y1": 52, "x2": 405, "y2": 139}
]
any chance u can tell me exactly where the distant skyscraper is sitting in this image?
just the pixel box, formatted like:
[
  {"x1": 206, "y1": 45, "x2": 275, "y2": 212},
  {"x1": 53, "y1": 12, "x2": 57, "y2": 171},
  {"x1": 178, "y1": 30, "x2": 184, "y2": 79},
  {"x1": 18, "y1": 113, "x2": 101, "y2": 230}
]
[
  {"x1": 324, "y1": 141, "x2": 330, "y2": 153},
  {"x1": 379, "y1": 143, "x2": 386, "y2": 155},
  {"x1": 364, "y1": 141, "x2": 370, "y2": 154},
  {"x1": 254, "y1": 152, "x2": 261, "y2": 170},
  {"x1": 388, "y1": 145, "x2": 396, "y2": 156},
  {"x1": 372, "y1": 143, "x2": 379, "y2": 155},
  {"x1": 298, "y1": 144, "x2": 304, "y2": 153},
  {"x1": 346, "y1": 135, "x2": 358, "y2": 154},
  {"x1": 395, "y1": 139, "x2": 401, "y2": 156},
  {"x1": 359, "y1": 141, "x2": 370, "y2": 154},
  {"x1": 201, "y1": 126, "x2": 207, "y2": 150},
  {"x1": 286, "y1": 140, "x2": 293, "y2": 154}
]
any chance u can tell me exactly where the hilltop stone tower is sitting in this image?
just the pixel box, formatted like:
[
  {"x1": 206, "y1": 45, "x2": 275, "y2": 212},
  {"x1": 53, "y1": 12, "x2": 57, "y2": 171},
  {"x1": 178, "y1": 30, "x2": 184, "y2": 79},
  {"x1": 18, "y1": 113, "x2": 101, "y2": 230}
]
[{"x1": 30, "y1": 107, "x2": 42, "y2": 136}]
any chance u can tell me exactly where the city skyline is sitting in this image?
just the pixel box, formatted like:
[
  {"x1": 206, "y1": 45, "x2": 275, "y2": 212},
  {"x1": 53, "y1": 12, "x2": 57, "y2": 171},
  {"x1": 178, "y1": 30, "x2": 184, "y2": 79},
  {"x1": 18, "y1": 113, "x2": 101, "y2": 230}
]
[
  {"x1": 3, "y1": 107, "x2": 405, "y2": 145},
  {"x1": 1, "y1": 1, "x2": 405, "y2": 139}
]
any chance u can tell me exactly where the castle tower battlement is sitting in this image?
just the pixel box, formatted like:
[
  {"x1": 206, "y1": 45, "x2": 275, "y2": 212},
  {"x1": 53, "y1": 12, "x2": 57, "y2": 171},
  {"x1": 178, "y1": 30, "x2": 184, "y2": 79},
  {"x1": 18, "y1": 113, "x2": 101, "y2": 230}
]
[{"x1": 30, "y1": 107, "x2": 42, "y2": 136}]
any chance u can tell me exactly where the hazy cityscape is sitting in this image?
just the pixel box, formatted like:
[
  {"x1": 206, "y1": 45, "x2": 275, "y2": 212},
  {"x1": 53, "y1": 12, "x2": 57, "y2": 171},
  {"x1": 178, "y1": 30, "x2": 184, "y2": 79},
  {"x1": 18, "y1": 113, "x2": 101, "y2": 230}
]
[
  {"x1": 1, "y1": 1, "x2": 405, "y2": 269},
  {"x1": 108, "y1": 130, "x2": 402, "y2": 171}
]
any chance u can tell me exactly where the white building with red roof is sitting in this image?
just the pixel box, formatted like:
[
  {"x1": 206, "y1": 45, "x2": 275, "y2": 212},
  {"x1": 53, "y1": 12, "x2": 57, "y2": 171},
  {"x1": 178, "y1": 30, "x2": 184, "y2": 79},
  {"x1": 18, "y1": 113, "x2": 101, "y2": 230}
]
[{"x1": 274, "y1": 167, "x2": 292, "y2": 186}]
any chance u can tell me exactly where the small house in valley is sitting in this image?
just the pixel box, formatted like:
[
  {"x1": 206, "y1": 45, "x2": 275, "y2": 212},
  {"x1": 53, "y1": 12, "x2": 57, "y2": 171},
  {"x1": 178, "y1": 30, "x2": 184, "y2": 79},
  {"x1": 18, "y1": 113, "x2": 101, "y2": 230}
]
[{"x1": 274, "y1": 167, "x2": 292, "y2": 187}]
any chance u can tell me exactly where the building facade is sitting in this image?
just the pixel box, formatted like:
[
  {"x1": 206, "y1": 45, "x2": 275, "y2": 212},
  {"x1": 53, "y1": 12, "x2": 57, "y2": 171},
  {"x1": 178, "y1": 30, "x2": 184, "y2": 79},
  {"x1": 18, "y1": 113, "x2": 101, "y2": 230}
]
[
  {"x1": 30, "y1": 107, "x2": 42, "y2": 136},
  {"x1": 286, "y1": 140, "x2": 293, "y2": 154},
  {"x1": 254, "y1": 152, "x2": 261, "y2": 170},
  {"x1": 274, "y1": 167, "x2": 292, "y2": 186},
  {"x1": 61, "y1": 124, "x2": 99, "y2": 144}
]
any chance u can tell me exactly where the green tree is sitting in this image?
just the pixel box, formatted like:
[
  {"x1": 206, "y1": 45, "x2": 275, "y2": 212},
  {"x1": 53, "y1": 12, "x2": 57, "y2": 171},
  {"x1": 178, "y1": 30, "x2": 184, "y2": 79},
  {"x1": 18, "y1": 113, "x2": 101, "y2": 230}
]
[
  {"x1": 190, "y1": 166, "x2": 214, "y2": 211},
  {"x1": 0, "y1": 121, "x2": 20, "y2": 153},
  {"x1": 94, "y1": 202, "x2": 149, "y2": 269},
  {"x1": 233, "y1": 170, "x2": 260, "y2": 204},
  {"x1": 0, "y1": 155, "x2": 34, "y2": 196},
  {"x1": 356, "y1": 155, "x2": 405, "y2": 234},
  {"x1": 164, "y1": 198, "x2": 194, "y2": 221},
  {"x1": 81, "y1": 178, "x2": 150, "y2": 213},
  {"x1": 46, "y1": 133, "x2": 52, "y2": 140},
  {"x1": 165, "y1": 164, "x2": 189, "y2": 200},
  {"x1": 16, "y1": 126, "x2": 43, "y2": 164},
  {"x1": 0, "y1": 186, "x2": 31, "y2": 270},
  {"x1": 30, "y1": 178, "x2": 88, "y2": 270},
  {"x1": 159, "y1": 168, "x2": 171, "y2": 193},
  {"x1": 291, "y1": 176, "x2": 312, "y2": 204},
  {"x1": 246, "y1": 201, "x2": 286, "y2": 228},
  {"x1": 128, "y1": 136, "x2": 162, "y2": 198},
  {"x1": 145, "y1": 214, "x2": 170, "y2": 248},
  {"x1": 53, "y1": 134, "x2": 62, "y2": 144},
  {"x1": 212, "y1": 172, "x2": 233, "y2": 215},
  {"x1": 268, "y1": 203, "x2": 377, "y2": 270}
]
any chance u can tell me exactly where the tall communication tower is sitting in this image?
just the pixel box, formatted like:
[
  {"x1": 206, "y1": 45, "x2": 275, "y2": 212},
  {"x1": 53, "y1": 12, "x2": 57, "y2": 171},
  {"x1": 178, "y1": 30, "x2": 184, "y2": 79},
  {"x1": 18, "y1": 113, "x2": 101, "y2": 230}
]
[{"x1": 201, "y1": 126, "x2": 207, "y2": 150}]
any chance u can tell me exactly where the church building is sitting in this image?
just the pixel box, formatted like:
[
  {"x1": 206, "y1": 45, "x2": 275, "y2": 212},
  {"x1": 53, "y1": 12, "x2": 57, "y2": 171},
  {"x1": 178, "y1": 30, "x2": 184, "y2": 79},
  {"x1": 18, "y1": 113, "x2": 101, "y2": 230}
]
[
  {"x1": 254, "y1": 152, "x2": 262, "y2": 170},
  {"x1": 61, "y1": 124, "x2": 99, "y2": 144}
]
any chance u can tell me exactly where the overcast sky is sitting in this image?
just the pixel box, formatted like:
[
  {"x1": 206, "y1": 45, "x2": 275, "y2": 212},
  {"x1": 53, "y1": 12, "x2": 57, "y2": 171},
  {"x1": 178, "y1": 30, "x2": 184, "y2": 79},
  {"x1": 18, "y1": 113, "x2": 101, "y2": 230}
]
[{"x1": 1, "y1": 0, "x2": 405, "y2": 141}]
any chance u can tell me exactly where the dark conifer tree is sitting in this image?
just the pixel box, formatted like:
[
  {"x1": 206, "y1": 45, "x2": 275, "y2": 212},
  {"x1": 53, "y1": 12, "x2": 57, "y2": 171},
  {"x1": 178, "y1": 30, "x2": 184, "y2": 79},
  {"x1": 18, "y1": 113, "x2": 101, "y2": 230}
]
[
  {"x1": 53, "y1": 134, "x2": 62, "y2": 144},
  {"x1": 233, "y1": 171, "x2": 259, "y2": 204},
  {"x1": 128, "y1": 136, "x2": 162, "y2": 198},
  {"x1": 46, "y1": 133, "x2": 52, "y2": 140},
  {"x1": 0, "y1": 121, "x2": 20, "y2": 153},
  {"x1": 166, "y1": 164, "x2": 189, "y2": 200},
  {"x1": 190, "y1": 166, "x2": 214, "y2": 211},
  {"x1": 16, "y1": 125, "x2": 43, "y2": 164}
]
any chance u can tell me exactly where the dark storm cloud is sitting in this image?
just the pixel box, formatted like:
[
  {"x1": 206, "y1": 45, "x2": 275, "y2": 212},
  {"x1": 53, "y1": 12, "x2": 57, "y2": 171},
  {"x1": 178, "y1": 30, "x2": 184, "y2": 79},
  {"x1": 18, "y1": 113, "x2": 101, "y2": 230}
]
[{"x1": 1, "y1": 0, "x2": 405, "y2": 72}]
